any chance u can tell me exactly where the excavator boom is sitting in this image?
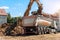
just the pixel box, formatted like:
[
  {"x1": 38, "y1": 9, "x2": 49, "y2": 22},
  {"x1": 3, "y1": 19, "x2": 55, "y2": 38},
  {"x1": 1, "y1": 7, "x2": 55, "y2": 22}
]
[
  {"x1": 24, "y1": 0, "x2": 34, "y2": 16},
  {"x1": 36, "y1": 0, "x2": 43, "y2": 15},
  {"x1": 24, "y1": 0, "x2": 43, "y2": 17}
]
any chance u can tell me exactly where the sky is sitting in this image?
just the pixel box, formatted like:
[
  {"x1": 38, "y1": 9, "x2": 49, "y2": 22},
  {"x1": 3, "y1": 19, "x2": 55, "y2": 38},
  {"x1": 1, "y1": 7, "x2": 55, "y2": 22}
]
[{"x1": 0, "y1": 0, "x2": 60, "y2": 17}]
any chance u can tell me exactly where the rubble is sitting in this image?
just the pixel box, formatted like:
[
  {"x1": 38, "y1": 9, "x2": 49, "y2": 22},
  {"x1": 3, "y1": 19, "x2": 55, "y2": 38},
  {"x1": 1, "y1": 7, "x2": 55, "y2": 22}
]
[{"x1": 11, "y1": 26, "x2": 24, "y2": 35}]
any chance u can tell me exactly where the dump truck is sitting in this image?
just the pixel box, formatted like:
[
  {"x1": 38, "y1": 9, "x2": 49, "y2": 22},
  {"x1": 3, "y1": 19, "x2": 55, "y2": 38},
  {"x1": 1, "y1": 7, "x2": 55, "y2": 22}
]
[{"x1": 21, "y1": 15, "x2": 57, "y2": 34}]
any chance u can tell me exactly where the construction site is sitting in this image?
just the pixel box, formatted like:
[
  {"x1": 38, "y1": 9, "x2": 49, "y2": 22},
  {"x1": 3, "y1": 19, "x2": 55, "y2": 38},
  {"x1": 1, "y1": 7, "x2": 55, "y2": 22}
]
[{"x1": 0, "y1": 0, "x2": 60, "y2": 40}]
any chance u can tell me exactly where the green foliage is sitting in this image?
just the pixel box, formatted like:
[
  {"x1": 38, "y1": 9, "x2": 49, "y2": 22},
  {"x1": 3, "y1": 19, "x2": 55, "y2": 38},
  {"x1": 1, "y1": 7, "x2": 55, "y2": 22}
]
[
  {"x1": 7, "y1": 13, "x2": 12, "y2": 23},
  {"x1": 7, "y1": 13, "x2": 22, "y2": 24}
]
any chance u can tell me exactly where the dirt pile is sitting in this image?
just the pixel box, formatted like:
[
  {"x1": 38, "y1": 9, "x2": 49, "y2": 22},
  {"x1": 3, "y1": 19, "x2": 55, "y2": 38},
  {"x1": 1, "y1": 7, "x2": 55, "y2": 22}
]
[
  {"x1": 11, "y1": 26, "x2": 24, "y2": 35},
  {"x1": 0, "y1": 23, "x2": 24, "y2": 36},
  {"x1": 0, "y1": 23, "x2": 9, "y2": 36}
]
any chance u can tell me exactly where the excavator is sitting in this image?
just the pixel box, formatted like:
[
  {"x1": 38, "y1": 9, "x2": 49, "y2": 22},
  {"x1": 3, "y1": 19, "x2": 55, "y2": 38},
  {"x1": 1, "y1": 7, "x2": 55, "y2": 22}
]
[{"x1": 4, "y1": 0, "x2": 57, "y2": 35}]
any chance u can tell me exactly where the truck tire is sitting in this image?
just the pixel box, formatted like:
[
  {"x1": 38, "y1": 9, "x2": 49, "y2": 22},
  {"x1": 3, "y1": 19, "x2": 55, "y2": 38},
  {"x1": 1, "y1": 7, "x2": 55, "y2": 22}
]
[
  {"x1": 52, "y1": 29, "x2": 57, "y2": 34},
  {"x1": 48, "y1": 28, "x2": 52, "y2": 34},
  {"x1": 37, "y1": 26, "x2": 45, "y2": 35},
  {"x1": 44, "y1": 27, "x2": 46, "y2": 34},
  {"x1": 35, "y1": 26, "x2": 41, "y2": 35},
  {"x1": 41, "y1": 27, "x2": 45, "y2": 34}
]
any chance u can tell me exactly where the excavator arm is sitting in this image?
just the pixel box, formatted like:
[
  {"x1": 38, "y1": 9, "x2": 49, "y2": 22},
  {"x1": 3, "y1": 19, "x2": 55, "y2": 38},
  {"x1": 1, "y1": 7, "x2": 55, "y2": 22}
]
[
  {"x1": 24, "y1": 0, "x2": 34, "y2": 16},
  {"x1": 36, "y1": 0, "x2": 43, "y2": 15},
  {"x1": 24, "y1": 0, "x2": 43, "y2": 17}
]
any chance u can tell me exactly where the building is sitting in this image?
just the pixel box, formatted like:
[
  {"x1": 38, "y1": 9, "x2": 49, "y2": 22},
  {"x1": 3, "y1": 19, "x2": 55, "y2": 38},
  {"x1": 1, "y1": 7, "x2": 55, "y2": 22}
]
[{"x1": 0, "y1": 9, "x2": 7, "y2": 25}]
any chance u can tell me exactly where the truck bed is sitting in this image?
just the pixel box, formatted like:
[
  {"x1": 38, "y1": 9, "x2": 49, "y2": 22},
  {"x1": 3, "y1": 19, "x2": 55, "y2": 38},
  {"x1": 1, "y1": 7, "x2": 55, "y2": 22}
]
[{"x1": 22, "y1": 15, "x2": 37, "y2": 27}]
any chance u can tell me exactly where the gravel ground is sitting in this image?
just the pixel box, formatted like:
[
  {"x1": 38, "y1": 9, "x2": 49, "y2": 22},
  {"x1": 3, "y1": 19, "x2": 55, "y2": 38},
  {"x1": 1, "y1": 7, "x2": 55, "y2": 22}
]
[{"x1": 0, "y1": 33, "x2": 60, "y2": 40}]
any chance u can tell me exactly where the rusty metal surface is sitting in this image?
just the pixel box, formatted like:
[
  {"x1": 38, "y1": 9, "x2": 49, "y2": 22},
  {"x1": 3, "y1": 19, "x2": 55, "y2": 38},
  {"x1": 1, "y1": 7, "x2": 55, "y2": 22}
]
[{"x1": 22, "y1": 15, "x2": 37, "y2": 27}]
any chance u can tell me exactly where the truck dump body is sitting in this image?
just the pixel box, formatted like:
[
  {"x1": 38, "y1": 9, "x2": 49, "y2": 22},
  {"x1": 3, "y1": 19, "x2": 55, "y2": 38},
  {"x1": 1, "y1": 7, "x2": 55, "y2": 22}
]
[
  {"x1": 22, "y1": 15, "x2": 37, "y2": 27},
  {"x1": 36, "y1": 19, "x2": 51, "y2": 26},
  {"x1": 22, "y1": 15, "x2": 52, "y2": 27}
]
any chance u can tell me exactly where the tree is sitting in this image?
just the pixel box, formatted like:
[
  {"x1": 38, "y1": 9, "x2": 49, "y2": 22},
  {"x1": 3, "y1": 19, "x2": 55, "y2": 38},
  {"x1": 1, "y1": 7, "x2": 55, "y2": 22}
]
[
  {"x1": 7, "y1": 13, "x2": 22, "y2": 24},
  {"x1": 7, "y1": 13, "x2": 12, "y2": 23},
  {"x1": 11, "y1": 16, "x2": 22, "y2": 23}
]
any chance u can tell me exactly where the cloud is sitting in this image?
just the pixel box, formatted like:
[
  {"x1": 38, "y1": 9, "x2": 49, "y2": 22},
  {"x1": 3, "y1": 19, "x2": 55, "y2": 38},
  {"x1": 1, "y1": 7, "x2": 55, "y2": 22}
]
[
  {"x1": 0, "y1": 6, "x2": 9, "y2": 9},
  {"x1": 42, "y1": 0, "x2": 60, "y2": 14}
]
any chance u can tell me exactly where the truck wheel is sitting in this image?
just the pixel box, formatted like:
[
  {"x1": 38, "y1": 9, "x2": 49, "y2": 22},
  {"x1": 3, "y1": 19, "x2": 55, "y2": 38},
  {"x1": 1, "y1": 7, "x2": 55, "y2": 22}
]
[
  {"x1": 44, "y1": 27, "x2": 46, "y2": 34},
  {"x1": 47, "y1": 28, "x2": 51, "y2": 34},
  {"x1": 50, "y1": 29, "x2": 57, "y2": 34},
  {"x1": 36, "y1": 26, "x2": 41, "y2": 35},
  {"x1": 41, "y1": 27, "x2": 45, "y2": 34},
  {"x1": 54, "y1": 32, "x2": 57, "y2": 34},
  {"x1": 53, "y1": 29, "x2": 57, "y2": 34}
]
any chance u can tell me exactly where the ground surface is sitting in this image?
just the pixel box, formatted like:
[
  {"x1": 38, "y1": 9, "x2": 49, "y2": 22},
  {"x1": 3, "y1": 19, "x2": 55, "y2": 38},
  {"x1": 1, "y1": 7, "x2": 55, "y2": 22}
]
[{"x1": 0, "y1": 33, "x2": 60, "y2": 40}]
